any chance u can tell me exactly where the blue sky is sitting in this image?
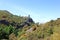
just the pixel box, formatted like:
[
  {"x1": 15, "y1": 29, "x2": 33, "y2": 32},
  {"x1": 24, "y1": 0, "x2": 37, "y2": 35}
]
[{"x1": 0, "y1": 0, "x2": 60, "y2": 23}]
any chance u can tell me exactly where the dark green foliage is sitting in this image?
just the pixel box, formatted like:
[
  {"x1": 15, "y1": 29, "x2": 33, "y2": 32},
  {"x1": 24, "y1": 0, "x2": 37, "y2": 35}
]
[{"x1": 0, "y1": 25, "x2": 15, "y2": 39}]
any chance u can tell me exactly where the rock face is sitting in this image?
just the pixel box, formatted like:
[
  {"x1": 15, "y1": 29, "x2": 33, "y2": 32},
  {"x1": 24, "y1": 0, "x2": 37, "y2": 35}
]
[
  {"x1": 26, "y1": 17, "x2": 34, "y2": 23},
  {"x1": 0, "y1": 16, "x2": 34, "y2": 29},
  {"x1": 26, "y1": 15, "x2": 34, "y2": 23},
  {"x1": 16, "y1": 17, "x2": 34, "y2": 29},
  {"x1": 0, "y1": 20, "x2": 10, "y2": 26}
]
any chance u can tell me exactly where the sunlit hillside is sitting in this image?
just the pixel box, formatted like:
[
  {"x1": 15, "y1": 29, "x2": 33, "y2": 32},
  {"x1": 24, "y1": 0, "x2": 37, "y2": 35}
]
[{"x1": 0, "y1": 10, "x2": 60, "y2": 40}]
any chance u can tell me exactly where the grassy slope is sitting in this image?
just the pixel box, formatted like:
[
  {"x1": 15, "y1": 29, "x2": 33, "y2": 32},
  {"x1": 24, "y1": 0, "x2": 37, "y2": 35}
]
[
  {"x1": 0, "y1": 10, "x2": 60, "y2": 40},
  {"x1": 0, "y1": 10, "x2": 28, "y2": 23}
]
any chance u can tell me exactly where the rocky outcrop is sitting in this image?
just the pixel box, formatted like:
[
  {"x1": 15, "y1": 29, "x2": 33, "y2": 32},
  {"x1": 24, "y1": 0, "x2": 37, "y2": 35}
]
[
  {"x1": 0, "y1": 20, "x2": 10, "y2": 26},
  {"x1": 0, "y1": 16, "x2": 34, "y2": 29}
]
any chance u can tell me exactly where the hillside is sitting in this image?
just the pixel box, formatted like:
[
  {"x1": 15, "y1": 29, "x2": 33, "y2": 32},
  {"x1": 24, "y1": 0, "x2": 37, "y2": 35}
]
[
  {"x1": 0, "y1": 10, "x2": 60, "y2": 40},
  {"x1": 0, "y1": 10, "x2": 34, "y2": 40},
  {"x1": 0, "y1": 10, "x2": 34, "y2": 28},
  {"x1": 0, "y1": 10, "x2": 34, "y2": 23}
]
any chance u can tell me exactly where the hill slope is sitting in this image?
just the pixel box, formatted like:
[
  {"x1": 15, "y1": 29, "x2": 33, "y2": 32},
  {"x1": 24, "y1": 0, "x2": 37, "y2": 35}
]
[
  {"x1": 0, "y1": 10, "x2": 34, "y2": 40},
  {"x1": 0, "y1": 10, "x2": 34, "y2": 28},
  {"x1": 0, "y1": 10, "x2": 60, "y2": 40}
]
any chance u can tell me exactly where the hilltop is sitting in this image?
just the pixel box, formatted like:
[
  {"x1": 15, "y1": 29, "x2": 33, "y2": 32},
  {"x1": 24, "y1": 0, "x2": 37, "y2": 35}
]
[{"x1": 0, "y1": 10, "x2": 34, "y2": 28}]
